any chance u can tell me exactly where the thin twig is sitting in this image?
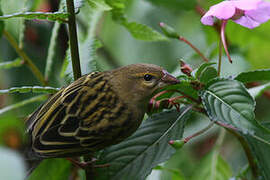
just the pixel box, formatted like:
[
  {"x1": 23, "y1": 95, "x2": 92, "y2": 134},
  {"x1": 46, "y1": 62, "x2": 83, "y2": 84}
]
[
  {"x1": 3, "y1": 30, "x2": 47, "y2": 85},
  {"x1": 184, "y1": 121, "x2": 215, "y2": 143},
  {"x1": 66, "y1": 0, "x2": 81, "y2": 80},
  {"x1": 217, "y1": 36, "x2": 222, "y2": 76},
  {"x1": 178, "y1": 36, "x2": 209, "y2": 62}
]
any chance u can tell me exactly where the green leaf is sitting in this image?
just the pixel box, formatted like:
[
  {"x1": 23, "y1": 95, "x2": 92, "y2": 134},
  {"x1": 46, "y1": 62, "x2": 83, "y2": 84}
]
[
  {"x1": 248, "y1": 82, "x2": 270, "y2": 98},
  {"x1": 159, "y1": 22, "x2": 179, "y2": 39},
  {"x1": 200, "y1": 79, "x2": 270, "y2": 143},
  {"x1": 0, "y1": 95, "x2": 47, "y2": 116},
  {"x1": 45, "y1": 22, "x2": 61, "y2": 80},
  {"x1": 234, "y1": 69, "x2": 270, "y2": 83},
  {"x1": 0, "y1": 11, "x2": 68, "y2": 22},
  {"x1": 199, "y1": 67, "x2": 218, "y2": 84},
  {"x1": 28, "y1": 159, "x2": 71, "y2": 180},
  {"x1": 96, "y1": 106, "x2": 192, "y2": 180},
  {"x1": 79, "y1": 9, "x2": 103, "y2": 74},
  {"x1": 191, "y1": 152, "x2": 232, "y2": 180},
  {"x1": 123, "y1": 21, "x2": 167, "y2": 41},
  {"x1": 165, "y1": 82, "x2": 199, "y2": 100},
  {"x1": 200, "y1": 79, "x2": 270, "y2": 179},
  {"x1": 86, "y1": 0, "x2": 112, "y2": 11},
  {"x1": 192, "y1": 62, "x2": 216, "y2": 79},
  {"x1": 106, "y1": 0, "x2": 166, "y2": 41},
  {"x1": 0, "y1": 58, "x2": 23, "y2": 69},
  {"x1": 0, "y1": 86, "x2": 59, "y2": 94}
]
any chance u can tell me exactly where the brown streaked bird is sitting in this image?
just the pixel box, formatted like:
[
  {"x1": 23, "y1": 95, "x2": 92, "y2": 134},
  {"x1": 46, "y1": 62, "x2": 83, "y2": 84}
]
[{"x1": 26, "y1": 63, "x2": 179, "y2": 159}]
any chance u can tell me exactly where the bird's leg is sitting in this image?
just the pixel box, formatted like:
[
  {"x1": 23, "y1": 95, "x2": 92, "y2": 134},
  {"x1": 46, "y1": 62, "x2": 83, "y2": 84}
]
[{"x1": 66, "y1": 157, "x2": 110, "y2": 169}]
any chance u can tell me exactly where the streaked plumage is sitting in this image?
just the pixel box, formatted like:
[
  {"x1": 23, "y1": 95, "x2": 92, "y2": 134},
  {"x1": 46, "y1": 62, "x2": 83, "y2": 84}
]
[{"x1": 26, "y1": 64, "x2": 179, "y2": 158}]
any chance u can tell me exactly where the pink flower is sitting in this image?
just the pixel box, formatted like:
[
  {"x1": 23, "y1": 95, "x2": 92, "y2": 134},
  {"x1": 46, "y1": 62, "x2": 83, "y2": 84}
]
[
  {"x1": 201, "y1": 0, "x2": 270, "y2": 63},
  {"x1": 201, "y1": 0, "x2": 270, "y2": 29}
]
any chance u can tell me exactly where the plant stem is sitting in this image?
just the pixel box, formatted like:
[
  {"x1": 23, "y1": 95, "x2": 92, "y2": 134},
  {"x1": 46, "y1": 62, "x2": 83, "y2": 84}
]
[
  {"x1": 184, "y1": 121, "x2": 215, "y2": 143},
  {"x1": 220, "y1": 20, "x2": 232, "y2": 63},
  {"x1": 217, "y1": 36, "x2": 222, "y2": 76},
  {"x1": 3, "y1": 30, "x2": 47, "y2": 85},
  {"x1": 178, "y1": 36, "x2": 209, "y2": 62},
  {"x1": 66, "y1": 0, "x2": 81, "y2": 80}
]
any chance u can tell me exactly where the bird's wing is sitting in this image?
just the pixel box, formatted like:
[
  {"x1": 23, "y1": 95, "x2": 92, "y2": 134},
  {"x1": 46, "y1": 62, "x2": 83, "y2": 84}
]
[
  {"x1": 28, "y1": 72, "x2": 128, "y2": 158},
  {"x1": 28, "y1": 74, "x2": 115, "y2": 157}
]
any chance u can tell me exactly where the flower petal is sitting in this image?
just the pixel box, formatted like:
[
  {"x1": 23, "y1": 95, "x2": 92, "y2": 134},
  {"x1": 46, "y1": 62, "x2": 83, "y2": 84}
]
[
  {"x1": 233, "y1": 15, "x2": 261, "y2": 28},
  {"x1": 201, "y1": 1, "x2": 236, "y2": 25},
  {"x1": 233, "y1": 0, "x2": 261, "y2": 10},
  {"x1": 246, "y1": 1, "x2": 270, "y2": 23}
]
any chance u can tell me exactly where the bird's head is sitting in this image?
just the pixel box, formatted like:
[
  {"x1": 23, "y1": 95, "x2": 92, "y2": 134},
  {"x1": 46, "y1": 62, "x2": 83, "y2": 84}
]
[{"x1": 110, "y1": 63, "x2": 179, "y2": 108}]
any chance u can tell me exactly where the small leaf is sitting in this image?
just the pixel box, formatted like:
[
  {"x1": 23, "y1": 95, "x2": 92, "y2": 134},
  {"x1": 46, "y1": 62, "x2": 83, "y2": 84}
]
[
  {"x1": 96, "y1": 106, "x2": 192, "y2": 180},
  {"x1": 0, "y1": 58, "x2": 23, "y2": 69},
  {"x1": 192, "y1": 62, "x2": 216, "y2": 79},
  {"x1": 199, "y1": 67, "x2": 218, "y2": 84},
  {"x1": 159, "y1": 22, "x2": 179, "y2": 39},
  {"x1": 191, "y1": 152, "x2": 232, "y2": 180},
  {"x1": 165, "y1": 82, "x2": 199, "y2": 100},
  {"x1": 234, "y1": 69, "x2": 270, "y2": 83},
  {"x1": 45, "y1": 21, "x2": 61, "y2": 80},
  {"x1": 0, "y1": 11, "x2": 68, "y2": 22},
  {"x1": 123, "y1": 21, "x2": 167, "y2": 41},
  {"x1": 169, "y1": 139, "x2": 185, "y2": 149},
  {"x1": 86, "y1": 0, "x2": 112, "y2": 11},
  {"x1": 28, "y1": 159, "x2": 71, "y2": 180},
  {"x1": 248, "y1": 83, "x2": 270, "y2": 98}
]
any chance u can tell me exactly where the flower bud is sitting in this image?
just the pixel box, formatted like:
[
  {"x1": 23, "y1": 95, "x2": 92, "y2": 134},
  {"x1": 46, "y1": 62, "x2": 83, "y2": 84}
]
[
  {"x1": 169, "y1": 139, "x2": 185, "y2": 149},
  {"x1": 159, "y1": 22, "x2": 179, "y2": 39}
]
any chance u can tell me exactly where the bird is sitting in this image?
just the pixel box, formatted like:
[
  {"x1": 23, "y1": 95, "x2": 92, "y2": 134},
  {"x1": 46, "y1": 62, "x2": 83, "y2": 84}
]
[{"x1": 26, "y1": 63, "x2": 179, "y2": 159}]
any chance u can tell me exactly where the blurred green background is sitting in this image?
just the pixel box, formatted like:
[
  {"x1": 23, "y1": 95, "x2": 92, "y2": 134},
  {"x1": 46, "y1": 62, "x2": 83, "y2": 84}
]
[{"x1": 0, "y1": 0, "x2": 270, "y2": 179}]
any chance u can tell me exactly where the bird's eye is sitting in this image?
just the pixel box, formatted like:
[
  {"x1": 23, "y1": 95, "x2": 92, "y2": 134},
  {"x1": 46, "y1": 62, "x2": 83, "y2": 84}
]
[{"x1": 144, "y1": 74, "x2": 153, "y2": 81}]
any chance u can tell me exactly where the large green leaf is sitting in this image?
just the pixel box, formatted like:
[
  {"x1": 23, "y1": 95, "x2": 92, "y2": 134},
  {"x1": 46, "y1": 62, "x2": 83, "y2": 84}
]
[
  {"x1": 200, "y1": 79, "x2": 270, "y2": 179},
  {"x1": 234, "y1": 69, "x2": 270, "y2": 83},
  {"x1": 191, "y1": 152, "x2": 232, "y2": 180},
  {"x1": 200, "y1": 79, "x2": 268, "y2": 138},
  {"x1": 96, "y1": 106, "x2": 192, "y2": 180},
  {"x1": 28, "y1": 159, "x2": 71, "y2": 180}
]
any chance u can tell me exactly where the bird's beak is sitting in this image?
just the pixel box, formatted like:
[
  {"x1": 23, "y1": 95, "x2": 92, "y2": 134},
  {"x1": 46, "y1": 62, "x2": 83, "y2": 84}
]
[{"x1": 161, "y1": 70, "x2": 180, "y2": 85}]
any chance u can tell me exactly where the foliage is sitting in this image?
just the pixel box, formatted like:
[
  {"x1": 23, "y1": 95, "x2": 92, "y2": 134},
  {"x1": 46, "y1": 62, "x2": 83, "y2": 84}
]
[{"x1": 0, "y1": 0, "x2": 270, "y2": 180}]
